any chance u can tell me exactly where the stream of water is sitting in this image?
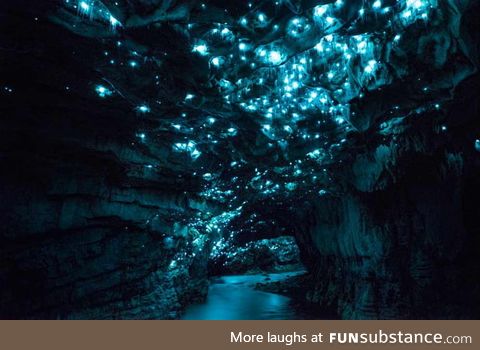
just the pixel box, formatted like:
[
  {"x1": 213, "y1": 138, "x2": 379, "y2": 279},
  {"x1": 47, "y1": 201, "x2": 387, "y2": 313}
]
[{"x1": 181, "y1": 271, "x2": 316, "y2": 320}]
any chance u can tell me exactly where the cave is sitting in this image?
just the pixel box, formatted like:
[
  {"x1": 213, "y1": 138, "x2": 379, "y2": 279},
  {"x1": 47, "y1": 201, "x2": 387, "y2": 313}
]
[{"x1": 1, "y1": 0, "x2": 479, "y2": 320}]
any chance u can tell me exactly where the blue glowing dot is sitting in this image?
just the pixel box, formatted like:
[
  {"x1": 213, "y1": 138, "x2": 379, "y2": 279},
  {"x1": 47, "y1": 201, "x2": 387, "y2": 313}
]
[
  {"x1": 268, "y1": 51, "x2": 282, "y2": 65},
  {"x1": 364, "y1": 60, "x2": 377, "y2": 73},
  {"x1": 79, "y1": 1, "x2": 90, "y2": 13},
  {"x1": 191, "y1": 149, "x2": 202, "y2": 160},
  {"x1": 409, "y1": 0, "x2": 424, "y2": 9},
  {"x1": 373, "y1": 0, "x2": 382, "y2": 9},
  {"x1": 136, "y1": 105, "x2": 151, "y2": 113},
  {"x1": 109, "y1": 15, "x2": 120, "y2": 27},
  {"x1": 211, "y1": 57, "x2": 223, "y2": 67},
  {"x1": 95, "y1": 85, "x2": 112, "y2": 98},
  {"x1": 314, "y1": 5, "x2": 328, "y2": 17},
  {"x1": 192, "y1": 44, "x2": 208, "y2": 56},
  {"x1": 357, "y1": 40, "x2": 367, "y2": 51}
]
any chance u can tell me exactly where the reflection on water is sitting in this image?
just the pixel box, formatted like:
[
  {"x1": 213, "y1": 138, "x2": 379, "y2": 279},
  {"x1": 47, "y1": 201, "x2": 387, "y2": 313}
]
[{"x1": 181, "y1": 271, "x2": 313, "y2": 320}]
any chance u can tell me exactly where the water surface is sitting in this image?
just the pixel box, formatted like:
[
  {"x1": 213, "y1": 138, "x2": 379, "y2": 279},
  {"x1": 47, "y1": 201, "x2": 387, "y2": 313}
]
[{"x1": 182, "y1": 271, "x2": 315, "y2": 320}]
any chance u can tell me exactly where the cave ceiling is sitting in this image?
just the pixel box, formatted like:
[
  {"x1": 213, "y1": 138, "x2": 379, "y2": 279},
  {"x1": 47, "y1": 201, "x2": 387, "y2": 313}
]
[{"x1": 14, "y1": 0, "x2": 478, "y2": 241}]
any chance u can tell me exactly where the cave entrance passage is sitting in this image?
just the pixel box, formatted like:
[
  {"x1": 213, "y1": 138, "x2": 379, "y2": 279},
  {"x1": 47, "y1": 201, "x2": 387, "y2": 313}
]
[{"x1": 208, "y1": 236, "x2": 304, "y2": 276}]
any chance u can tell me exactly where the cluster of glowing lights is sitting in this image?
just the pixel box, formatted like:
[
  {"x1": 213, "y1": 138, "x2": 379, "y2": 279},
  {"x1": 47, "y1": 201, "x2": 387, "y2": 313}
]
[
  {"x1": 66, "y1": 1, "x2": 122, "y2": 28},
  {"x1": 64, "y1": 0, "x2": 452, "y2": 237},
  {"x1": 173, "y1": 141, "x2": 202, "y2": 160}
]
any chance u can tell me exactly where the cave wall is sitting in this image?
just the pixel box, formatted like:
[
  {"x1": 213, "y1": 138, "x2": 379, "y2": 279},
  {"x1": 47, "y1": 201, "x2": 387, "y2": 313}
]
[
  {"x1": 295, "y1": 74, "x2": 480, "y2": 319},
  {"x1": 0, "y1": 5, "x2": 211, "y2": 319},
  {"x1": 288, "y1": 0, "x2": 480, "y2": 319}
]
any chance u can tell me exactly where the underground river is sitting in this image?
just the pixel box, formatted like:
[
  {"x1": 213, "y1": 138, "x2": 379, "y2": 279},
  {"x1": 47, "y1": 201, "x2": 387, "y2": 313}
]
[{"x1": 181, "y1": 271, "x2": 323, "y2": 320}]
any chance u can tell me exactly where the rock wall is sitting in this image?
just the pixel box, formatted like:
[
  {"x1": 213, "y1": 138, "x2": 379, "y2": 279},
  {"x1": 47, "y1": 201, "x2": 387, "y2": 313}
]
[
  {"x1": 0, "y1": 5, "x2": 211, "y2": 319},
  {"x1": 0, "y1": 96, "x2": 211, "y2": 319},
  {"x1": 295, "y1": 76, "x2": 480, "y2": 319}
]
